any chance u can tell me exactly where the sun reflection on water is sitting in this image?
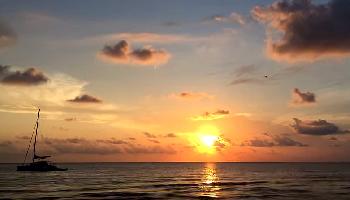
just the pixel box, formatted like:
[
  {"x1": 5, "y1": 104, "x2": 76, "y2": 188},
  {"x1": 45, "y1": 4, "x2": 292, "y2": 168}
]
[{"x1": 200, "y1": 163, "x2": 221, "y2": 198}]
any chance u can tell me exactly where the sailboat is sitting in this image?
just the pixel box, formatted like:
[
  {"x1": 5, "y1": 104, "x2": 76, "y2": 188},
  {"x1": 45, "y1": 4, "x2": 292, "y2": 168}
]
[{"x1": 17, "y1": 109, "x2": 67, "y2": 171}]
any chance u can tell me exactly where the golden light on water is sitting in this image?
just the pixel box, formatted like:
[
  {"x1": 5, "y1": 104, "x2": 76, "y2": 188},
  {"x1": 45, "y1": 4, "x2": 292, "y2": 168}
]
[{"x1": 200, "y1": 163, "x2": 221, "y2": 198}]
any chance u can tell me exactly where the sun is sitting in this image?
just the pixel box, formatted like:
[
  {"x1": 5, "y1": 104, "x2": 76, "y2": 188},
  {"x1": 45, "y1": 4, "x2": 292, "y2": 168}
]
[
  {"x1": 201, "y1": 135, "x2": 219, "y2": 147},
  {"x1": 189, "y1": 124, "x2": 220, "y2": 154}
]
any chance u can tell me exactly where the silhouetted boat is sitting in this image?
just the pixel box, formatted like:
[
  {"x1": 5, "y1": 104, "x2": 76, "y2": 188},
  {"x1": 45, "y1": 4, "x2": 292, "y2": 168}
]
[{"x1": 17, "y1": 109, "x2": 67, "y2": 172}]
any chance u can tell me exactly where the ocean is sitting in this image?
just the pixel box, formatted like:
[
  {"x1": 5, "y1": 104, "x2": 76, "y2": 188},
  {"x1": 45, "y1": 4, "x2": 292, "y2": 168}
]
[{"x1": 0, "y1": 162, "x2": 349, "y2": 199}]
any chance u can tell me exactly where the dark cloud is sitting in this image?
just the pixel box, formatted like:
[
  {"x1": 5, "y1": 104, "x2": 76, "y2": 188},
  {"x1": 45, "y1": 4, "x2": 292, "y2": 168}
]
[
  {"x1": 242, "y1": 138, "x2": 275, "y2": 147},
  {"x1": 64, "y1": 117, "x2": 77, "y2": 122},
  {"x1": 274, "y1": 135, "x2": 307, "y2": 147},
  {"x1": 101, "y1": 40, "x2": 128, "y2": 60},
  {"x1": 292, "y1": 118, "x2": 350, "y2": 135},
  {"x1": 0, "y1": 141, "x2": 13, "y2": 147},
  {"x1": 0, "y1": 21, "x2": 16, "y2": 48},
  {"x1": 192, "y1": 109, "x2": 230, "y2": 121},
  {"x1": 0, "y1": 136, "x2": 176, "y2": 162},
  {"x1": 67, "y1": 94, "x2": 102, "y2": 104},
  {"x1": 214, "y1": 136, "x2": 231, "y2": 151},
  {"x1": 143, "y1": 132, "x2": 157, "y2": 138},
  {"x1": 43, "y1": 137, "x2": 175, "y2": 155},
  {"x1": 164, "y1": 133, "x2": 177, "y2": 138},
  {"x1": 242, "y1": 134, "x2": 307, "y2": 147},
  {"x1": 16, "y1": 136, "x2": 30, "y2": 140},
  {"x1": 0, "y1": 67, "x2": 49, "y2": 86},
  {"x1": 96, "y1": 138, "x2": 129, "y2": 145},
  {"x1": 0, "y1": 65, "x2": 10, "y2": 75},
  {"x1": 148, "y1": 139, "x2": 160, "y2": 144},
  {"x1": 329, "y1": 136, "x2": 338, "y2": 141},
  {"x1": 123, "y1": 144, "x2": 176, "y2": 154},
  {"x1": 252, "y1": 0, "x2": 350, "y2": 62},
  {"x1": 99, "y1": 40, "x2": 170, "y2": 66},
  {"x1": 170, "y1": 91, "x2": 214, "y2": 101},
  {"x1": 43, "y1": 137, "x2": 123, "y2": 155},
  {"x1": 128, "y1": 137, "x2": 136, "y2": 140},
  {"x1": 292, "y1": 88, "x2": 316, "y2": 105}
]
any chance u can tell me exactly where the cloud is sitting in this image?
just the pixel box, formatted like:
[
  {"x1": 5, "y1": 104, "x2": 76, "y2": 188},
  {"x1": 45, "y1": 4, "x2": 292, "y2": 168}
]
[
  {"x1": 0, "y1": 136, "x2": 176, "y2": 162},
  {"x1": 143, "y1": 132, "x2": 157, "y2": 138},
  {"x1": 123, "y1": 144, "x2": 176, "y2": 154},
  {"x1": 291, "y1": 88, "x2": 316, "y2": 105},
  {"x1": 213, "y1": 136, "x2": 231, "y2": 151},
  {"x1": 191, "y1": 109, "x2": 230, "y2": 121},
  {"x1": 273, "y1": 135, "x2": 307, "y2": 147},
  {"x1": 230, "y1": 65, "x2": 306, "y2": 86},
  {"x1": 234, "y1": 64, "x2": 258, "y2": 78},
  {"x1": 87, "y1": 32, "x2": 201, "y2": 44},
  {"x1": 229, "y1": 64, "x2": 268, "y2": 85},
  {"x1": 98, "y1": 40, "x2": 171, "y2": 66},
  {"x1": 43, "y1": 137, "x2": 175, "y2": 155},
  {"x1": 252, "y1": 0, "x2": 350, "y2": 62},
  {"x1": 0, "y1": 72, "x2": 87, "y2": 109},
  {"x1": 43, "y1": 137, "x2": 123, "y2": 155},
  {"x1": 96, "y1": 138, "x2": 129, "y2": 145},
  {"x1": 0, "y1": 21, "x2": 16, "y2": 48},
  {"x1": 242, "y1": 134, "x2": 307, "y2": 147},
  {"x1": 64, "y1": 117, "x2": 77, "y2": 122},
  {"x1": 169, "y1": 91, "x2": 214, "y2": 101},
  {"x1": 292, "y1": 118, "x2": 350, "y2": 135},
  {"x1": 164, "y1": 133, "x2": 177, "y2": 138},
  {"x1": 230, "y1": 77, "x2": 266, "y2": 85},
  {"x1": 67, "y1": 94, "x2": 102, "y2": 104},
  {"x1": 148, "y1": 139, "x2": 160, "y2": 144},
  {"x1": 209, "y1": 12, "x2": 246, "y2": 25},
  {"x1": 242, "y1": 138, "x2": 275, "y2": 147},
  {"x1": 0, "y1": 66, "x2": 49, "y2": 86}
]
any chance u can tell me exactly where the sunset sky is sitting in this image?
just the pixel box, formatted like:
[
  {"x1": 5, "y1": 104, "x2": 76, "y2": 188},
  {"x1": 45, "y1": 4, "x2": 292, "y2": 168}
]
[{"x1": 1, "y1": 0, "x2": 350, "y2": 162}]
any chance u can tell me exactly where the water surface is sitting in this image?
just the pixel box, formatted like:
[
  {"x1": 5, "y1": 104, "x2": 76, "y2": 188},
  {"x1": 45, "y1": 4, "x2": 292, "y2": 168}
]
[{"x1": 0, "y1": 162, "x2": 349, "y2": 199}]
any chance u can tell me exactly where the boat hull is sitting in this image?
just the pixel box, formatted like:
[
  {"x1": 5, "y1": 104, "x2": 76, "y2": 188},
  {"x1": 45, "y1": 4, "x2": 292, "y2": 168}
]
[{"x1": 17, "y1": 161, "x2": 67, "y2": 172}]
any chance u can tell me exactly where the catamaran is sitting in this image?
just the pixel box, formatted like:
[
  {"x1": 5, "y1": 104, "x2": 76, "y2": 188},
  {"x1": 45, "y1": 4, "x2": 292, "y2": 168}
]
[{"x1": 17, "y1": 109, "x2": 67, "y2": 171}]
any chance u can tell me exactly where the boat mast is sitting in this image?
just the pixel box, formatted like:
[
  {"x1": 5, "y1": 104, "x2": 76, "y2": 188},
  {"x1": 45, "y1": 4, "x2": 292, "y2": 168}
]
[{"x1": 32, "y1": 108, "x2": 40, "y2": 163}]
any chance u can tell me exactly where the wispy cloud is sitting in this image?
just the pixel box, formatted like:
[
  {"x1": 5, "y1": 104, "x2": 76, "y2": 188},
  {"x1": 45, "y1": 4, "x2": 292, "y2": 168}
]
[
  {"x1": 0, "y1": 20, "x2": 16, "y2": 48},
  {"x1": 169, "y1": 91, "x2": 214, "y2": 101},
  {"x1": 191, "y1": 109, "x2": 229, "y2": 121},
  {"x1": 93, "y1": 32, "x2": 201, "y2": 44},
  {"x1": 207, "y1": 12, "x2": 246, "y2": 25}
]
